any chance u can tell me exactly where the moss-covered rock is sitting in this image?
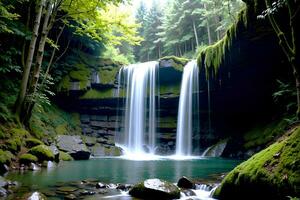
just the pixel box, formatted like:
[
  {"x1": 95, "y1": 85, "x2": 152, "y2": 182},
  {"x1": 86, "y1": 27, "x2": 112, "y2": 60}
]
[
  {"x1": 98, "y1": 66, "x2": 120, "y2": 84},
  {"x1": 159, "y1": 56, "x2": 189, "y2": 71},
  {"x1": 129, "y1": 179, "x2": 181, "y2": 199},
  {"x1": 5, "y1": 137, "x2": 22, "y2": 153},
  {"x1": 10, "y1": 128, "x2": 30, "y2": 138},
  {"x1": 19, "y1": 153, "x2": 38, "y2": 164},
  {"x1": 59, "y1": 151, "x2": 73, "y2": 161},
  {"x1": 0, "y1": 150, "x2": 14, "y2": 165},
  {"x1": 29, "y1": 104, "x2": 82, "y2": 139},
  {"x1": 29, "y1": 145, "x2": 55, "y2": 161},
  {"x1": 25, "y1": 138, "x2": 44, "y2": 148},
  {"x1": 214, "y1": 126, "x2": 300, "y2": 199}
]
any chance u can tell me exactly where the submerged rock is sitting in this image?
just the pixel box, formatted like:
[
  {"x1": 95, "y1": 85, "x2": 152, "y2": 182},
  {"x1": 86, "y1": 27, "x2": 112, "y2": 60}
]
[
  {"x1": 90, "y1": 144, "x2": 122, "y2": 157},
  {"x1": 65, "y1": 194, "x2": 76, "y2": 200},
  {"x1": 177, "y1": 176, "x2": 195, "y2": 189},
  {"x1": 56, "y1": 135, "x2": 90, "y2": 160},
  {"x1": 129, "y1": 178, "x2": 180, "y2": 199}
]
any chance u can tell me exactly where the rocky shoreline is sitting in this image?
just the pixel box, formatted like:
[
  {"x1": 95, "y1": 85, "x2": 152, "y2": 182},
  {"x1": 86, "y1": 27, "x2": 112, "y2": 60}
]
[{"x1": 1, "y1": 175, "x2": 218, "y2": 200}]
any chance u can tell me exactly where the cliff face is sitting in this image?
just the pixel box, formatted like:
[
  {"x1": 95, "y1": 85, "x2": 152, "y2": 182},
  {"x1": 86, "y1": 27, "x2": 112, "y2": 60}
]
[{"x1": 55, "y1": 0, "x2": 294, "y2": 156}]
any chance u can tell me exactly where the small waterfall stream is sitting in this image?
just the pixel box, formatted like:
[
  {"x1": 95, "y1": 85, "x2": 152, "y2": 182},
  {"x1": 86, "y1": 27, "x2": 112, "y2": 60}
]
[
  {"x1": 116, "y1": 61, "x2": 159, "y2": 155},
  {"x1": 175, "y1": 60, "x2": 200, "y2": 156}
]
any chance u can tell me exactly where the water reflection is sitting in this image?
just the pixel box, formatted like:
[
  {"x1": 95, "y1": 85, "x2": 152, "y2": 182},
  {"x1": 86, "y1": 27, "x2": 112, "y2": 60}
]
[{"x1": 5, "y1": 158, "x2": 241, "y2": 190}]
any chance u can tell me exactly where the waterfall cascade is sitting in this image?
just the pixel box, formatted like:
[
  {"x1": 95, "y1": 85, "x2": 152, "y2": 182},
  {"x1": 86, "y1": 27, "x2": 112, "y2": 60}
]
[
  {"x1": 175, "y1": 60, "x2": 200, "y2": 156},
  {"x1": 116, "y1": 61, "x2": 159, "y2": 155}
]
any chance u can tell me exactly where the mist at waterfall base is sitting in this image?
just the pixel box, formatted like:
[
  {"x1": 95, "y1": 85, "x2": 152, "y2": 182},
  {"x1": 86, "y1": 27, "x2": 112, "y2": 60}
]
[{"x1": 115, "y1": 60, "x2": 200, "y2": 160}]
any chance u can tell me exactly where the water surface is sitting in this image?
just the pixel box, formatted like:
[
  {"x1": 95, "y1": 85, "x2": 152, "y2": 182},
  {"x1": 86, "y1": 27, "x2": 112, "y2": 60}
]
[{"x1": 6, "y1": 157, "x2": 241, "y2": 190}]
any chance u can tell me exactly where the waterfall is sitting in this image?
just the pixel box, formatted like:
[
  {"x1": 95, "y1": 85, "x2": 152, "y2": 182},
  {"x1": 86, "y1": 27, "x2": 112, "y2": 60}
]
[
  {"x1": 175, "y1": 60, "x2": 200, "y2": 156},
  {"x1": 117, "y1": 61, "x2": 159, "y2": 155}
]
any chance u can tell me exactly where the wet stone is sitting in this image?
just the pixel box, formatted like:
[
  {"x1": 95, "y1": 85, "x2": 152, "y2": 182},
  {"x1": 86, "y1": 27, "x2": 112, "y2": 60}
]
[
  {"x1": 56, "y1": 186, "x2": 78, "y2": 193},
  {"x1": 96, "y1": 182, "x2": 107, "y2": 189},
  {"x1": 65, "y1": 194, "x2": 77, "y2": 200}
]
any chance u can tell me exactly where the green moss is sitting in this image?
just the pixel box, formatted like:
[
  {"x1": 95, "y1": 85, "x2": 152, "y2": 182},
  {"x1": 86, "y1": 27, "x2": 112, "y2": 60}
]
[
  {"x1": 215, "y1": 126, "x2": 300, "y2": 199},
  {"x1": 19, "y1": 153, "x2": 38, "y2": 164},
  {"x1": 10, "y1": 128, "x2": 30, "y2": 138},
  {"x1": 0, "y1": 150, "x2": 14, "y2": 165},
  {"x1": 29, "y1": 104, "x2": 82, "y2": 139},
  {"x1": 160, "y1": 84, "x2": 181, "y2": 96},
  {"x1": 58, "y1": 76, "x2": 71, "y2": 91},
  {"x1": 80, "y1": 89, "x2": 116, "y2": 99},
  {"x1": 197, "y1": 8, "x2": 248, "y2": 77},
  {"x1": 59, "y1": 151, "x2": 73, "y2": 161},
  {"x1": 55, "y1": 123, "x2": 68, "y2": 135},
  {"x1": 98, "y1": 66, "x2": 120, "y2": 84},
  {"x1": 25, "y1": 138, "x2": 44, "y2": 148},
  {"x1": 5, "y1": 137, "x2": 22, "y2": 153},
  {"x1": 69, "y1": 64, "x2": 91, "y2": 89},
  {"x1": 243, "y1": 119, "x2": 289, "y2": 150},
  {"x1": 160, "y1": 56, "x2": 189, "y2": 71},
  {"x1": 29, "y1": 145, "x2": 55, "y2": 161}
]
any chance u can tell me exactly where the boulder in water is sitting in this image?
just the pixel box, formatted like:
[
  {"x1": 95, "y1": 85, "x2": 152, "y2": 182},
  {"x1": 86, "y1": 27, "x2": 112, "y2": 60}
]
[
  {"x1": 202, "y1": 139, "x2": 228, "y2": 157},
  {"x1": 129, "y1": 178, "x2": 180, "y2": 199},
  {"x1": 177, "y1": 176, "x2": 195, "y2": 189},
  {"x1": 26, "y1": 192, "x2": 47, "y2": 200},
  {"x1": 56, "y1": 135, "x2": 90, "y2": 160}
]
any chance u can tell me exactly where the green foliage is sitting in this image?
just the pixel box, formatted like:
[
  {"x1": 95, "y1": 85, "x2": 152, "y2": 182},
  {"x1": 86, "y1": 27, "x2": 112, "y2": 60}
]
[
  {"x1": 273, "y1": 80, "x2": 297, "y2": 114},
  {"x1": 0, "y1": 79, "x2": 18, "y2": 122},
  {"x1": 102, "y1": 45, "x2": 133, "y2": 65},
  {"x1": 19, "y1": 153, "x2": 38, "y2": 164},
  {"x1": 0, "y1": 1, "x2": 19, "y2": 34},
  {"x1": 59, "y1": 151, "x2": 73, "y2": 161},
  {"x1": 215, "y1": 126, "x2": 300, "y2": 199},
  {"x1": 0, "y1": 150, "x2": 14, "y2": 165},
  {"x1": 135, "y1": 0, "x2": 245, "y2": 60},
  {"x1": 243, "y1": 119, "x2": 289, "y2": 150},
  {"x1": 29, "y1": 145, "x2": 54, "y2": 161},
  {"x1": 25, "y1": 138, "x2": 44, "y2": 148}
]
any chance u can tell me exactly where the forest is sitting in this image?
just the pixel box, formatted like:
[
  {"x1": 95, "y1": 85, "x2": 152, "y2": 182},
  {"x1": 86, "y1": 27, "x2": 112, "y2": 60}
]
[{"x1": 0, "y1": 0, "x2": 299, "y2": 199}]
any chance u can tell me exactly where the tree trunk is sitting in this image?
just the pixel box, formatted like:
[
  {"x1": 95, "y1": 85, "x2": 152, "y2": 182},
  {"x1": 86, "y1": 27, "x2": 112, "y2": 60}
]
[
  {"x1": 21, "y1": 3, "x2": 32, "y2": 68},
  {"x1": 192, "y1": 19, "x2": 199, "y2": 47},
  {"x1": 204, "y1": 4, "x2": 212, "y2": 45},
  {"x1": 15, "y1": 0, "x2": 45, "y2": 121},
  {"x1": 24, "y1": 1, "x2": 56, "y2": 124},
  {"x1": 30, "y1": 1, "x2": 53, "y2": 95}
]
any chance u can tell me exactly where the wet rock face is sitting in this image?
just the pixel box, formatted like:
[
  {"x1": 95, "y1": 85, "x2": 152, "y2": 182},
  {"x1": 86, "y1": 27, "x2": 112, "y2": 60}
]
[
  {"x1": 129, "y1": 178, "x2": 181, "y2": 199},
  {"x1": 56, "y1": 135, "x2": 90, "y2": 160},
  {"x1": 177, "y1": 176, "x2": 195, "y2": 189}
]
